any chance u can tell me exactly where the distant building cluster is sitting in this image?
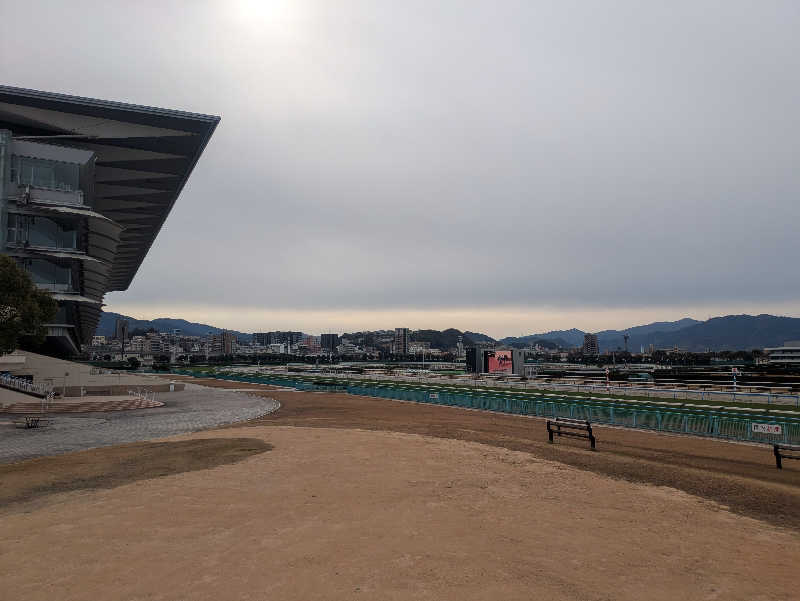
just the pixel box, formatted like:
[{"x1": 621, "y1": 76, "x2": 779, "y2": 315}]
[
  {"x1": 88, "y1": 324, "x2": 244, "y2": 365},
  {"x1": 85, "y1": 321, "x2": 473, "y2": 365},
  {"x1": 83, "y1": 319, "x2": 800, "y2": 370}
]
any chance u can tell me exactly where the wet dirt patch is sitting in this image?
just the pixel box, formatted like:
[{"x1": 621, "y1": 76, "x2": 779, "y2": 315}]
[{"x1": 0, "y1": 437, "x2": 272, "y2": 511}]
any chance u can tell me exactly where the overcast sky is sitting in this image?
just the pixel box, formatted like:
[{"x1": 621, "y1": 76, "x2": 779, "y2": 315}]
[{"x1": 2, "y1": 1, "x2": 799, "y2": 337}]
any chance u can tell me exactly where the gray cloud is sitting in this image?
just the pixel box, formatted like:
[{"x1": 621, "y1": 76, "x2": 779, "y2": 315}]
[{"x1": 3, "y1": 1, "x2": 799, "y2": 330}]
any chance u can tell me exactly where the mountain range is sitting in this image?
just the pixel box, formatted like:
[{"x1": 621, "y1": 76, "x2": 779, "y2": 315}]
[
  {"x1": 497, "y1": 315, "x2": 800, "y2": 352},
  {"x1": 500, "y1": 318, "x2": 702, "y2": 351},
  {"x1": 96, "y1": 312, "x2": 253, "y2": 341},
  {"x1": 95, "y1": 312, "x2": 800, "y2": 352}
]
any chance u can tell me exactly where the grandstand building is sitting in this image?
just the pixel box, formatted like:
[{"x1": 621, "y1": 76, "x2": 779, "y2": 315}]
[
  {"x1": 0, "y1": 86, "x2": 219, "y2": 354},
  {"x1": 765, "y1": 342, "x2": 800, "y2": 365}
]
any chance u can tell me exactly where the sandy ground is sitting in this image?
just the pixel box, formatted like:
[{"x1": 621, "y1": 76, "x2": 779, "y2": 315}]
[
  {"x1": 188, "y1": 378, "x2": 800, "y2": 531},
  {"x1": 1, "y1": 425, "x2": 798, "y2": 601},
  {"x1": 2, "y1": 377, "x2": 799, "y2": 600}
]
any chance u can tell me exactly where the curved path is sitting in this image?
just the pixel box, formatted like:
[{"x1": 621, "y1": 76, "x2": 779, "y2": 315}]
[{"x1": 0, "y1": 383, "x2": 279, "y2": 464}]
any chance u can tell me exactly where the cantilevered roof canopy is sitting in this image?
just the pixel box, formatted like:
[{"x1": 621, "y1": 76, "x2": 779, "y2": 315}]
[{"x1": 0, "y1": 85, "x2": 220, "y2": 291}]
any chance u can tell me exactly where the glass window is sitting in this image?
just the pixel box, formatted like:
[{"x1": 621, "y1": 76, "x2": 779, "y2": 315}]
[
  {"x1": 5, "y1": 214, "x2": 77, "y2": 248},
  {"x1": 11, "y1": 155, "x2": 80, "y2": 192},
  {"x1": 27, "y1": 216, "x2": 77, "y2": 249},
  {"x1": 6, "y1": 213, "x2": 26, "y2": 244},
  {"x1": 24, "y1": 258, "x2": 73, "y2": 292}
]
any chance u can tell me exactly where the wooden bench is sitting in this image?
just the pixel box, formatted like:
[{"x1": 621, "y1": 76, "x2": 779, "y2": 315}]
[
  {"x1": 774, "y1": 444, "x2": 800, "y2": 469},
  {"x1": 547, "y1": 418, "x2": 596, "y2": 450},
  {"x1": 13, "y1": 416, "x2": 42, "y2": 429}
]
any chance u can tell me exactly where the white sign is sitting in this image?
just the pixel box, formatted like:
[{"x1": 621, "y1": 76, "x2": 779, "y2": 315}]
[
  {"x1": 752, "y1": 423, "x2": 782, "y2": 435},
  {"x1": 429, "y1": 393, "x2": 439, "y2": 399}
]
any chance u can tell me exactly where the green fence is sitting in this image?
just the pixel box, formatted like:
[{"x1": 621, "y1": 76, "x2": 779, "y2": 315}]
[{"x1": 178, "y1": 371, "x2": 800, "y2": 446}]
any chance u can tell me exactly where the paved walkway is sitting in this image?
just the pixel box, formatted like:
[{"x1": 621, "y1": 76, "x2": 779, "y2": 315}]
[{"x1": 0, "y1": 384, "x2": 279, "y2": 464}]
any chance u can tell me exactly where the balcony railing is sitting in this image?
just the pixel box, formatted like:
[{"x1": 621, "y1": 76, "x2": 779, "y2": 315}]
[{"x1": 26, "y1": 186, "x2": 85, "y2": 207}]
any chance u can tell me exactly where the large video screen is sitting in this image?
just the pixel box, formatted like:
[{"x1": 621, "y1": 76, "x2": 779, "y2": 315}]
[{"x1": 487, "y1": 350, "x2": 512, "y2": 373}]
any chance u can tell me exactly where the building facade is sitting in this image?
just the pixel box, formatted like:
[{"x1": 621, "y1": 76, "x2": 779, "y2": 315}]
[
  {"x1": 320, "y1": 333, "x2": 339, "y2": 353},
  {"x1": 252, "y1": 331, "x2": 302, "y2": 347},
  {"x1": 465, "y1": 345, "x2": 486, "y2": 373},
  {"x1": 582, "y1": 333, "x2": 599, "y2": 355},
  {"x1": 253, "y1": 332, "x2": 271, "y2": 346},
  {"x1": 393, "y1": 327, "x2": 410, "y2": 355},
  {"x1": 0, "y1": 86, "x2": 219, "y2": 355},
  {"x1": 765, "y1": 342, "x2": 800, "y2": 365}
]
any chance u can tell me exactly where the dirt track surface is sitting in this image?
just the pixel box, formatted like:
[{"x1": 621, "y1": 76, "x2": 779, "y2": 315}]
[
  {"x1": 2, "y1": 425, "x2": 799, "y2": 601},
  {"x1": 175, "y1": 376, "x2": 800, "y2": 531},
  {"x1": 3, "y1": 377, "x2": 800, "y2": 601}
]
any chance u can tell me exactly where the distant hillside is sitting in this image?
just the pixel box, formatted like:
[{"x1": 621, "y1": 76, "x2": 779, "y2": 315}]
[
  {"x1": 411, "y1": 328, "x2": 492, "y2": 349},
  {"x1": 638, "y1": 315, "x2": 800, "y2": 352},
  {"x1": 501, "y1": 337, "x2": 565, "y2": 350},
  {"x1": 95, "y1": 312, "x2": 800, "y2": 352},
  {"x1": 598, "y1": 318, "x2": 701, "y2": 351},
  {"x1": 96, "y1": 312, "x2": 252, "y2": 341},
  {"x1": 498, "y1": 315, "x2": 800, "y2": 352},
  {"x1": 463, "y1": 331, "x2": 496, "y2": 343},
  {"x1": 500, "y1": 328, "x2": 584, "y2": 348}
]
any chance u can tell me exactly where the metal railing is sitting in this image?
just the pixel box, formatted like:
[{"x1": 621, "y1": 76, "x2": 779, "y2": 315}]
[
  {"x1": 271, "y1": 369, "x2": 800, "y2": 407},
  {"x1": 127, "y1": 388, "x2": 157, "y2": 404},
  {"x1": 0, "y1": 374, "x2": 51, "y2": 397},
  {"x1": 188, "y1": 371, "x2": 800, "y2": 446}
]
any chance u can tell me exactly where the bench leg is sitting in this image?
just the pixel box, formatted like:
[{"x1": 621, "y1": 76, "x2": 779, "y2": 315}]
[{"x1": 775, "y1": 445, "x2": 782, "y2": 469}]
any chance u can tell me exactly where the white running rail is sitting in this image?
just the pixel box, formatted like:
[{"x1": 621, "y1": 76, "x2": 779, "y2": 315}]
[{"x1": 127, "y1": 388, "x2": 157, "y2": 404}]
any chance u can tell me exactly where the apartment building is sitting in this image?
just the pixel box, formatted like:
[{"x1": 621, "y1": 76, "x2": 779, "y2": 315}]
[{"x1": 393, "y1": 327, "x2": 410, "y2": 355}]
